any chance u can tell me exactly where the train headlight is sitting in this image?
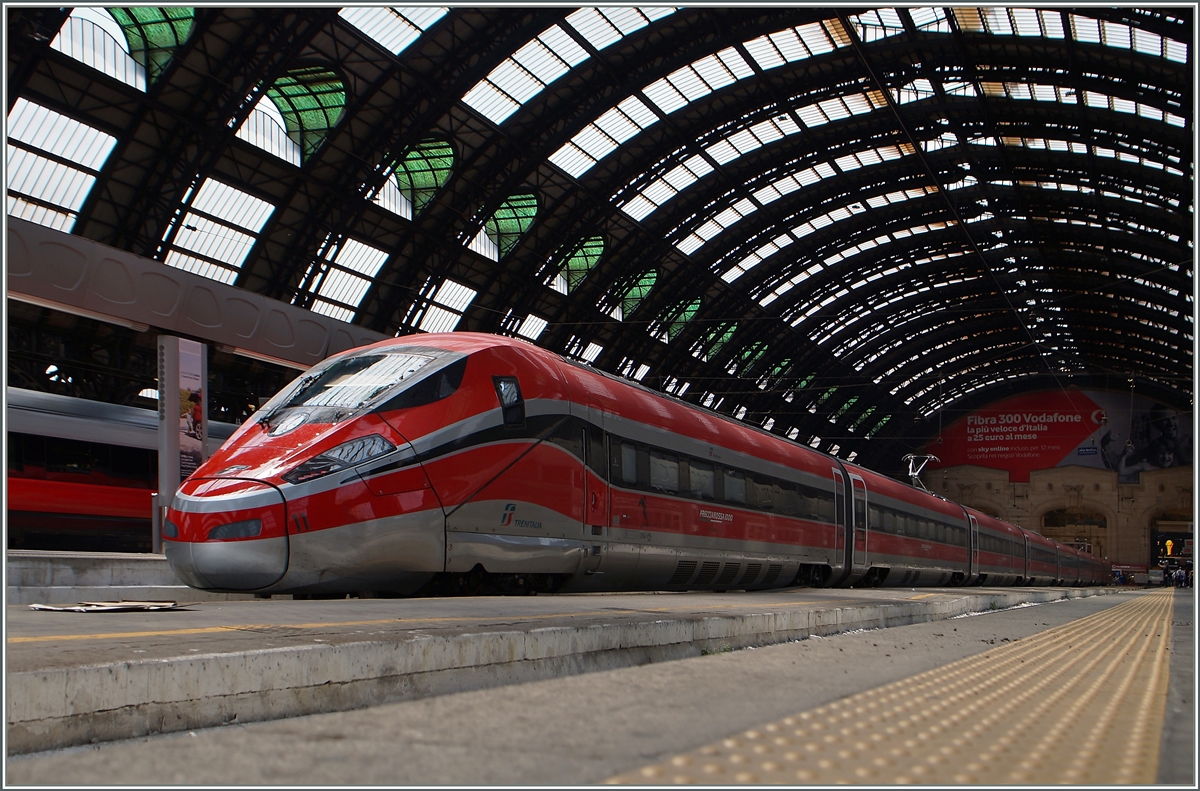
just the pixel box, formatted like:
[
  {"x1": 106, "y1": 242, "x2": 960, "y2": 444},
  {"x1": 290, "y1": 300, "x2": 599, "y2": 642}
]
[
  {"x1": 282, "y1": 434, "x2": 396, "y2": 485},
  {"x1": 208, "y1": 519, "x2": 263, "y2": 540}
]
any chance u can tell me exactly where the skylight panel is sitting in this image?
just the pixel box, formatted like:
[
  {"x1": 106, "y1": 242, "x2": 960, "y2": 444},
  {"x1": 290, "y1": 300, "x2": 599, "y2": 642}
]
[
  {"x1": 415, "y1": 278, "x2": 477, "y2": 333},
  {"x1": 160, "y1": 177, "x2": 276, "y2": 283},
  {"x1": 722, "y1": 234, "x2": 793, "y2": 283},
  {"x1": 849, "y1": 8, "x2": 905, "y2": 42},
  {"x1": 191, "y1": 178, "x2": 274, "y2": 232},
  {"x1": 309, "y1": 238, "x2": 389, "y2": 319},
  {"x1": 6, "y1": 99, "x2": 118, "y2": 232},
  {"x1": 549, "y1": 96, "x2": 658, "y2": 178},
  {"x1": 462, "y1": 24, "x2": 589, "y2": 125},
  {"x1": 338, "y1": 7, "x2": 447, "y2": 56},
  {"x1": 517, "y1": 314, "x2": 548, "y2": 340},
  {"x1": 8, "y1": 98, "x2": 117, "y2": 171}
]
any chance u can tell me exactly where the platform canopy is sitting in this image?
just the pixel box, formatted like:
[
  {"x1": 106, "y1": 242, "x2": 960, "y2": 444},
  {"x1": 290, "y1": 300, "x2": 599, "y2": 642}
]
[{"x1": 7, "y1": 6, "x2": 1192, "y2": 471}]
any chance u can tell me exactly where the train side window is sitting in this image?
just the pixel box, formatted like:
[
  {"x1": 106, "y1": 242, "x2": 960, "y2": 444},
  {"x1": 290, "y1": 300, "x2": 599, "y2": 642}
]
[
  {"x1": 614, "y1": 442, "x2": 637, "y2": 485},
  {"x1": 816, "y1": 490, "x2": 834, "y2": 522},
  {"x1": 884, "y1": 510, "x2": 896, "y2": 534},
  {"x1": 936, "y1": 522, "x2": 945, "y2": 543},
  {"x1": 748, "y1": 476, "x2": 774, "y2": 511},
  {"x1": 723, "y1": 469, "x2": 746, "y2": 504},
  {"x1": 689, "y1": 460, "x2": 715, "y2": 500},
  {"x1": 777, "y1": 483, "x2": 800, "y2": 517},
  {"x1": 492, "y1": 376, "x2": 525, "y2": 427},
  {"x1": 585, "y1": 426, "x2": 606, "y2": 477},
  {"x1": 45, "y1": 436, "x2": 94, "y2": 474},
  {"x1": 869, "y1": 505, "x2": 881, "y2": 529},
  {"x1": 649, "y1": 451, "x2": 679, "y2": 492}
]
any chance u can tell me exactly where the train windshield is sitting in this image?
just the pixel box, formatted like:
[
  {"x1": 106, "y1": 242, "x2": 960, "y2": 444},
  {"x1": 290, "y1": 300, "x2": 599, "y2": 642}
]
[{"x1": 256, "y1": 348, "x2": 458, "y2": 435}]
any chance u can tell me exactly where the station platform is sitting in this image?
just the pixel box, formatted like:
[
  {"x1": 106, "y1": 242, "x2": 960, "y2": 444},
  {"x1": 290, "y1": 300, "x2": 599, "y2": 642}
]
[
  {"x1": 6, "y1": 550, "x2": 255, "y2": 605},
  {"x1": 5, "y1": 584, "x2": 1105, "y2": 752},
  {"x1": 6, "y1": 585, "x2": 1191, "y2": 785}
]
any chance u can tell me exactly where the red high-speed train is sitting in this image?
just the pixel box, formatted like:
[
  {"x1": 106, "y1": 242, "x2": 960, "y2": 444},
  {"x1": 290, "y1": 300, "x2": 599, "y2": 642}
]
[{"x1": 164, "y1": 333, "x2": 1109, "y2": 596}]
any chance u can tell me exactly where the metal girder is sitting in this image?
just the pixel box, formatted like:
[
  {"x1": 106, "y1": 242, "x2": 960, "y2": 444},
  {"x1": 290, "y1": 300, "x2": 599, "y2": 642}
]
[{"x1": 6, "y1": 6, "x2": 1191, "y2": 476}]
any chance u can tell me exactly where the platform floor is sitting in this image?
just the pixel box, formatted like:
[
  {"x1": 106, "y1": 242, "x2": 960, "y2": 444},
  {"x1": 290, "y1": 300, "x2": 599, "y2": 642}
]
[{"x1": 5, "y1": 587, "x2": 1193, "y2": 784}]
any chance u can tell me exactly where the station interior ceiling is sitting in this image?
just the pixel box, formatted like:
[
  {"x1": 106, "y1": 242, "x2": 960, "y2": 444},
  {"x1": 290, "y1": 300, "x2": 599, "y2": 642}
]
[{"x1": 6, "y1": 6, "x2": 1193, "y2": 475}]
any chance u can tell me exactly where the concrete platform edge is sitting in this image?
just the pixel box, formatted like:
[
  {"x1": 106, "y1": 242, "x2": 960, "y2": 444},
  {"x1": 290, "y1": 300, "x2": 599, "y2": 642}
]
[{"x1": 6, "y1": 588, "x2": 1111, "y2": 755}]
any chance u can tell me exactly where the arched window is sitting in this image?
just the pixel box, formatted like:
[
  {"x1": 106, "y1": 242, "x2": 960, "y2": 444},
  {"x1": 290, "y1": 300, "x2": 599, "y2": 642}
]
[
  {"x1": 620, "y1": 270, "x2": 657, "y2": 317},
  {"x1": 468, "y1": 194, "x2": 538, "y2": 261},
  {"x1": 663, "y1": 297, "x2": 701, "y2": 342},
  {"x1": 51, "y1": 7, "x2": 194, "y2": 90},
  {"x1": 557, "y1": 236, "x2": 605, "y2": 293},
  {"x1": 107, "y1": 7, "x2": 195, "y2": 81},
  {"x1": 696, "y1": 322, "x2": 735, "y2": 361},
  {"x1": 235, "y1": 65, "x2": 346, "y2": 165},
  {"x1": 391, "y1": 139, "x2": 454, "y2": 217}
]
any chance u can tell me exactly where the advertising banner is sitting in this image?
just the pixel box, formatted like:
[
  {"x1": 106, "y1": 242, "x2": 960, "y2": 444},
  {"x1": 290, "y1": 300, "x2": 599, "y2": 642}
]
[{"x1": 925, "y1": 390, "x2": 1192, "y2": 482}]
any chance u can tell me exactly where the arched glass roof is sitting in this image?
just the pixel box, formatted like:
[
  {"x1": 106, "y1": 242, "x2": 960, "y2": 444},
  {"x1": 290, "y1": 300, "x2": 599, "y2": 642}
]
[{"x1": 8, "y1": 5, "x2": 1191, "y2": 471}]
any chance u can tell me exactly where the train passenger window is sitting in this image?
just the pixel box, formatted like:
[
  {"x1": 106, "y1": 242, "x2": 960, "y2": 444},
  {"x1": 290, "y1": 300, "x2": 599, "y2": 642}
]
[
  {"x1": 618, "y1": 443, "x2": 638, "y2": 484},
  {"x1": 869, "y1": 506, "x2": 881, "y2": 529},
  {"x1": 884, "y1": 510, "x2": 896, "y2": 534},
  {"x1": 749, "y1": 478, "x2": 774, "y2": 511},
  {"x1": 935, "y1": 522, "x2": 944, "y2": 543},
  {"x1": 723, "y1": 469, "x2": 746, "y2": 504},
  {"x1": 689, "y1": 460, "x2": 715, "y2": 500},
  {"x1": 817, "y1": 492, "x2": 834, "y2": 522},
  {"x1": 649, "y1": 451, "x2": 679, "y2": 492},
  {"x1": 777, "y1": 484, "x2": 800, "y2": 517},
  {"x1": 492, "y1": 376, "x2": 525, "y2": 427}
]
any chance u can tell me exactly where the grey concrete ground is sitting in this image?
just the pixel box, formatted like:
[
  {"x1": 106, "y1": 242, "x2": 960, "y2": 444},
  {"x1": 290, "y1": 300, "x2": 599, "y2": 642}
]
[{"x1": 10, "y1": 590, "x2": 1188, "y2": 786}]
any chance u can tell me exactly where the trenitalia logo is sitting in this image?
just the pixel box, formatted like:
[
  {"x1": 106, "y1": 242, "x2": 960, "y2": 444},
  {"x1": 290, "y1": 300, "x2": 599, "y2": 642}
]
[
  {"x1": 699, "y1": 509, "x2": 734, "y2": 523},
  {"x1": 500, "y1": 503, "x2": 516, "y2": 526}
]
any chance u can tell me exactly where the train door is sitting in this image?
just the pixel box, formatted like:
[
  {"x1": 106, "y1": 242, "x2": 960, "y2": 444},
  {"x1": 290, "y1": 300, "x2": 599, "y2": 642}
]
[
  {"x1": 581, "y1": 410, "x2": 608, "y2": 575},
  {"x1": 968, "y1": 513, "x2": 980, "y2": 580},
  {"x1": 832, "y1": 468, "x2": 847, "y2": 572},
  {"x1": 850, "y1": 474, "x2": 868, "y2": 570}
]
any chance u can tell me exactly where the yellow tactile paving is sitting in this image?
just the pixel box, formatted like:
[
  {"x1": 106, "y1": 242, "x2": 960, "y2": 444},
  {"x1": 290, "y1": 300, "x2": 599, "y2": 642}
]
[{"x1": 607, "y1": 590, "x2": 1175, "y2": 785}]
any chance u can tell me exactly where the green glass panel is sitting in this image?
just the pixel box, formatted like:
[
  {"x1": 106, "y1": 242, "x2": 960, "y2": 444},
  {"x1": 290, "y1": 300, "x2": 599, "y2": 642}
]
[
  {"x1": 797, "y1": 373, "x2": 815, "y2": 389},
  {"x1": 666, "y1": 297, "x2": 701, "y2": 341},
  {"x1": 267, "y1": 65, "x2": 346, "y2": 158},
  {"x1": 621, "y1": 270, "x2": 657, "y2": 317},
  {"x1": 868, "y1": 415, "x2": 890, "y2": 436},
  {"x1": 704, "y1": 322, "x2": 737, "y2": 357},
  {"x1": 562, "y1": 236, "x2": 604, "y2": 291},
  {"x1": 485, "y1": 194, "x2": 538, "y2": 258},
  {"x1": 851, "y1": 406, "x2": 876, "y2": 430},
  {"x1": 395, "y1": 139, "x2": 454, "y2": 215},
  {"x1": 833, "y1": 396, "x2": 858, "y2": 420},
  {"x1": 107, "y1": 7, "x2": 195, "y2": 81},
  {"x1": 770, "y1": 359, "x2": 792, "y2": 378},
  {"x1": 738, "y1": 342, "x2": 767, "y2": 365},
  {"x1": 815, "y1": 387, "x2": 837, "y2": 407}
]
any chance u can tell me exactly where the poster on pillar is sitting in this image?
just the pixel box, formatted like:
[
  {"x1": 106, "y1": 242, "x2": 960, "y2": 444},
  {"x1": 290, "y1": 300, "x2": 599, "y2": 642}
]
[
  {"x1": 924, "y1": 390, "x2": 1192, "y2": 483},
  {"x1": 178, "y1": 339, "x2": 205, "y2": 480}
]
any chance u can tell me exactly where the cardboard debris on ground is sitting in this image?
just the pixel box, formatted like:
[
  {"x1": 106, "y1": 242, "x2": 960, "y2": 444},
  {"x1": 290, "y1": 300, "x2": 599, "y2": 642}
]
[{"x1": 28, "y1": 601, "x2": 188, "y2": 612}]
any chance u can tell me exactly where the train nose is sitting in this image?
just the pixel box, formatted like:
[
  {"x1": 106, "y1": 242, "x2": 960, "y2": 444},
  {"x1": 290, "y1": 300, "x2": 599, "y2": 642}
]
[{"x1": 164, "y1": 478, "x2": 289, "y2": 591}]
